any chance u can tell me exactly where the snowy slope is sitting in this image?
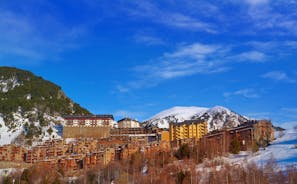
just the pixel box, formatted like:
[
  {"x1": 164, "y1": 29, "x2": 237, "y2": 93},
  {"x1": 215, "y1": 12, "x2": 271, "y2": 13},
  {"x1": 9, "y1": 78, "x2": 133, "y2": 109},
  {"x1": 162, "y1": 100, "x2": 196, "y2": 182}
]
[
  {"x1": 0, "y1": 116, "x2": 23, "y2": 145},
  {"x1": 197, "y1": 106, "x2": 248, "y2": 131},
  {"x1": 0, "y1": 67, "x2": 89, "y2": 146},
  {"x1": 0, "y1": 112, "x2": 63, "y2": 146},
  {"x1": 145, "y1": 106, "x2": 208, "y2": 128},
  {"x1": 144, "y1": 106, "x2": 248, "y2": 131},
  {"x1": 226, "y1": 129, "x2": 297, "y2": 169}
]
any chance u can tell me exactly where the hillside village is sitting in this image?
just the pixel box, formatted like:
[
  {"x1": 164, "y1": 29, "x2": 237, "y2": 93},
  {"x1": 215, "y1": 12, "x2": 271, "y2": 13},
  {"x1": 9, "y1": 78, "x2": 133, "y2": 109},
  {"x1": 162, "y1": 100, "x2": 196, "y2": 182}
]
[
  {"x1": 0, "y1": 67, "x2": 296, "y2": 183},
  {"x1": 0, "y1": 112, "x2": 275, "y2": 178}
]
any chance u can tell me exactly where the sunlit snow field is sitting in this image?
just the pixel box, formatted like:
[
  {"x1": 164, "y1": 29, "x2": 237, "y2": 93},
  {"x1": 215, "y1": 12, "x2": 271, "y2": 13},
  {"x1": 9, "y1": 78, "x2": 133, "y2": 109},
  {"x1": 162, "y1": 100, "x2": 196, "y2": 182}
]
[{"x1": 226, "y1": 129, "x2": 297, "y2": 169}]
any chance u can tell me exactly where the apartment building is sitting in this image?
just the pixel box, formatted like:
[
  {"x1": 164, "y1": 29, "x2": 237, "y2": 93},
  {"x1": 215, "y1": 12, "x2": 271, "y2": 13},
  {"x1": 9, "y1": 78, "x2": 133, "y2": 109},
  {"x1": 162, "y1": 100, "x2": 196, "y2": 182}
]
[{"x1": 169, "y1": 120, "x2": 208, "y2": 141}]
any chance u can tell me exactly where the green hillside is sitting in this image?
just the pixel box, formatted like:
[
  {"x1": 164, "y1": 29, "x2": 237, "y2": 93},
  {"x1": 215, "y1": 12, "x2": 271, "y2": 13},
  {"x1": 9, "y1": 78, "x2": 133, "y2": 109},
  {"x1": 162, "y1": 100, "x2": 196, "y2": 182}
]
[{"x1": 0, "y1": 66, "x2": 90, "y2": 123}]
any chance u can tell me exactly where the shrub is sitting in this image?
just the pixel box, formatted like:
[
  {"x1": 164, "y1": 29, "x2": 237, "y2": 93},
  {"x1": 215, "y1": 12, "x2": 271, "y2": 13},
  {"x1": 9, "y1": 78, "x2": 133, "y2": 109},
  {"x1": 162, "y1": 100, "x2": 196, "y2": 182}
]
[
  {"x1": 230, "y1": 138, "x2": 241, "y2": 154},
  {"x1": 175, "y1": 144, "x2": 190, "y2": 160},
  {"x1": 252, "y1": 142, "x2": 259, "y2": 153},
  {"x1": 47, "y1": 127, "x2": 53, "y2": 135}
]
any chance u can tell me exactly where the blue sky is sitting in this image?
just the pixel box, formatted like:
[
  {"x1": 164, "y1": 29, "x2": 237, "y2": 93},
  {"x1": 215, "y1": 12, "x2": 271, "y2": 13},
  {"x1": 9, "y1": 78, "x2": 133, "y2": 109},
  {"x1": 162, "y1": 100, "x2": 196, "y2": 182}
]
[{"x1": 0, "y1": 0, "x2": 297, "y2": 128}]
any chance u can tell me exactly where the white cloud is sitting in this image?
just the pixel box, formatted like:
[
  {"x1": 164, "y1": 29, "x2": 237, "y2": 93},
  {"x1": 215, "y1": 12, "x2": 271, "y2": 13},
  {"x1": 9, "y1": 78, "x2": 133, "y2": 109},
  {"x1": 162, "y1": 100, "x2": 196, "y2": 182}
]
[
  {"x1": 115, "y1": 43, "x2": 229, "y2": 91},
  {"x1": 262, "y1": 71, "x2": 296, "y2": 83},
  {"x1": 281, "y1": 108, "x2": 297, "y2": 114},
  {"x1": 276, "y1": 122, "x2": 297, "y2": 130},
  {"x1": 116, "y1": 41, "x2": 281, "y2": 92},
  {"x1": 125, "y1": 43, "x2": 229, "y2": 89},
  {"x1": 114, "y1": 110, "x2": 146, "y2": 120},
  {"x1": 122, "y1": 1, "x2": 216, "y2": 33},
  {"x1": 234, "y1": 51, "x2": 267, "y2": 62},
  {"x1": 245, "y1": 0, "x2": 269, "y2": 6},
  {"x1": 224, "y1": 88, "x2": 260, "y2": 98},
  {"x1": 116, "y1": 85, "x2": 130, "y2": 93},
  {"x1": 245, "y1": 0, "x2": 297, "y2": 35},
  {"x1": 0, "y1": 7, "x2": 87, "y2": 63},
  {"x1": 165, "y1": 43, "x2": 219, "y2": 59},
  {"x1": 158, "y1": 13, "x2": 216, "y2": 33},
  {"x1": 134, "y1": 34, "x2": 165, "y2": 46},
  {"x1": 247, "y1": 41, "x2": 297, "y2": 52},
  {"x1": 246, "y1": 112, "x2": 271, "y2": 119}
]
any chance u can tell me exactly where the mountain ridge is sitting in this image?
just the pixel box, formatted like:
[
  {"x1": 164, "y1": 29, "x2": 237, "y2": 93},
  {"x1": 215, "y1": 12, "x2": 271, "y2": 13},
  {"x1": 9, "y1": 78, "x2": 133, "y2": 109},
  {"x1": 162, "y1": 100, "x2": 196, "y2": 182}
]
[
  {"x1": 0, "y1": 66, "x2": 90, "y2": 145},
  {"x1": 143, "y1": 106, "x2": 249, "y2": 131}
]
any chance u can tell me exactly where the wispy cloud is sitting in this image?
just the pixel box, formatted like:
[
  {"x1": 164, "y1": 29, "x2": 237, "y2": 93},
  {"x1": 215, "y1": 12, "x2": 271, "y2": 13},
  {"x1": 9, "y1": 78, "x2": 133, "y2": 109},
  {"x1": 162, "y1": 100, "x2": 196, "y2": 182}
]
[
  {"x1": 134, "y1": 34, "x2": 165, "y2": 46},
  {"x1": 116, "y1": 40, "x2": 284, "y2": 92},
  {"x1": 244, "y1": 0, "x2": 269, "y2": 6},
  {"x1": 114, "y1": 110, "x2": 146, "y2": 120},
  {"x1": 262, "y1": 71, "x2": 296, "y2": 83},
  {"x1": 233, "y1": 51, "x2": 267, "y2": 63},
  {"x1": 243, "y1": 0, "x2": 297, "y2": 35},
  {"x1": 118, "y1": 43, "x2": 230, "y2": 90},
  {"x1": 247, "y1": 41, "x2": 297, "y2": 52},
  {"x1": 121, "y1": 1, "x2": 216, "y2": 33},
  {"x1": 245, "y1": 107, "x2": 297, "y2": 129},
  {"x1": 281, "y1": 108, "x2": 297, "y2": 114},
  {"x1": 276, "y1": 122, "x2": 297, "y2": 129},
  {"x1": 224, "y1": 88, "x2": 260, "y2": 99},
  {"x1": 246, "y1": 112, "x2": 271, "y2": 119},
  {"x1": 115, "y1": 85, "x2": 130, "y2": 93},
  {"x1": 0, "y1": 5, "x2": 87, "y2": 64}
]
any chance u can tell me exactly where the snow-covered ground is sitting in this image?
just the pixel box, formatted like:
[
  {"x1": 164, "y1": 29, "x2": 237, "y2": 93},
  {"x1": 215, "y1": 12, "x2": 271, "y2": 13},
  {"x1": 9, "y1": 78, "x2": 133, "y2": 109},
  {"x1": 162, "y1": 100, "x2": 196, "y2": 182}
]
[
  {"x1": 0, "y1": 112, "x2": 63, "y2": 146},
  {"x1": 225, "y1": 129, "x2": 297, "y2": 169},
  {"x1": 0, "y1": 117, "x2": 23, "y2": 146}
]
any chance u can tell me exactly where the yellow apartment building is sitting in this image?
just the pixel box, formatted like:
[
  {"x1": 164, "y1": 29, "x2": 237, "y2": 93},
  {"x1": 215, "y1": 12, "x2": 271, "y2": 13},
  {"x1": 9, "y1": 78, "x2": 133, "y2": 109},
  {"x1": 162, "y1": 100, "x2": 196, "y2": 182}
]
[{"x1": 169, "y1": 120, "x2": 208, "y2": 141}]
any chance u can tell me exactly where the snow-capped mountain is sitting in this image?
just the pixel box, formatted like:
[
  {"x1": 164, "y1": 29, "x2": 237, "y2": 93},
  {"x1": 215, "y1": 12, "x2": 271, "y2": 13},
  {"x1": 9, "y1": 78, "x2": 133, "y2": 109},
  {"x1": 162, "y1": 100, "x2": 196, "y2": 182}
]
[
  {"x1": 144, "y1": 106, "x2": 208, "y2": 129},
  {"x1": 143, "y1": 106, "x2": 248, "y2": 131}
]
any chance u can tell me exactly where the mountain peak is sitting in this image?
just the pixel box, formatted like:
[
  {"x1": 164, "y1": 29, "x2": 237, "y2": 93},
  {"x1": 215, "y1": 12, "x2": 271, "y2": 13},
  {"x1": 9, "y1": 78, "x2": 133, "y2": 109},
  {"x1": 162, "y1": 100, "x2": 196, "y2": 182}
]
[
  {"x1": 144, "y1": 105, "x2": 248, "y2": 131},
  {"x1": 150, "y1": 106, "x2": 208, "y2": 120}
]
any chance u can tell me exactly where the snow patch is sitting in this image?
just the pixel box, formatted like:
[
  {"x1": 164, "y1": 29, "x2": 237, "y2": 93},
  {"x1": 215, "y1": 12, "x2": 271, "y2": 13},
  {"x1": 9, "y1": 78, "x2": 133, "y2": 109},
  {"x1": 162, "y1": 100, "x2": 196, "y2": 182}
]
[
  {"x1": 26, "y1": 94, "x2": 31, "y2": 100},
  {"x1": 0, "y1": 77, "x2": 22, "y2": 93},
  {"x1": 0, "y1": 116, "x2": 23, "y2": 146}
]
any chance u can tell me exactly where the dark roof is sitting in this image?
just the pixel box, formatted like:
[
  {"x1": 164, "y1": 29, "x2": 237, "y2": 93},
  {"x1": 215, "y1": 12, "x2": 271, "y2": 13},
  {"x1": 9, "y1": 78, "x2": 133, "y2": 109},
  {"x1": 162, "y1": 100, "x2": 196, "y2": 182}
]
[
  {"x1": 63, "y1": 114, "x2": 114, "y2": 120},
  {"x1": 117, "y1": 117, "x2": 139, "y2": 123}
]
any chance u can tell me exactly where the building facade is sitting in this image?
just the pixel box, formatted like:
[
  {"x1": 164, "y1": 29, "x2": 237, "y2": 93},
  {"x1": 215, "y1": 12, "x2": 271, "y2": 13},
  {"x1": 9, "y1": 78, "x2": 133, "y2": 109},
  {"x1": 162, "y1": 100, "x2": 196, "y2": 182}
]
[
  {"x1": 117, "y1": 118, "x2": 140, "y2": 128},
  {"x1": 169, "y1": 120, "x2": 208, "y2": 141},
  {"x1": 63, "y1": 115, "x2": 115, "y2": 127},
  {"x1": 63, "y1": 115, "x2": 114, "y2": 138},
  {"x1": 201, "y1": 119, "x2": 274, "y2": 156}
]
